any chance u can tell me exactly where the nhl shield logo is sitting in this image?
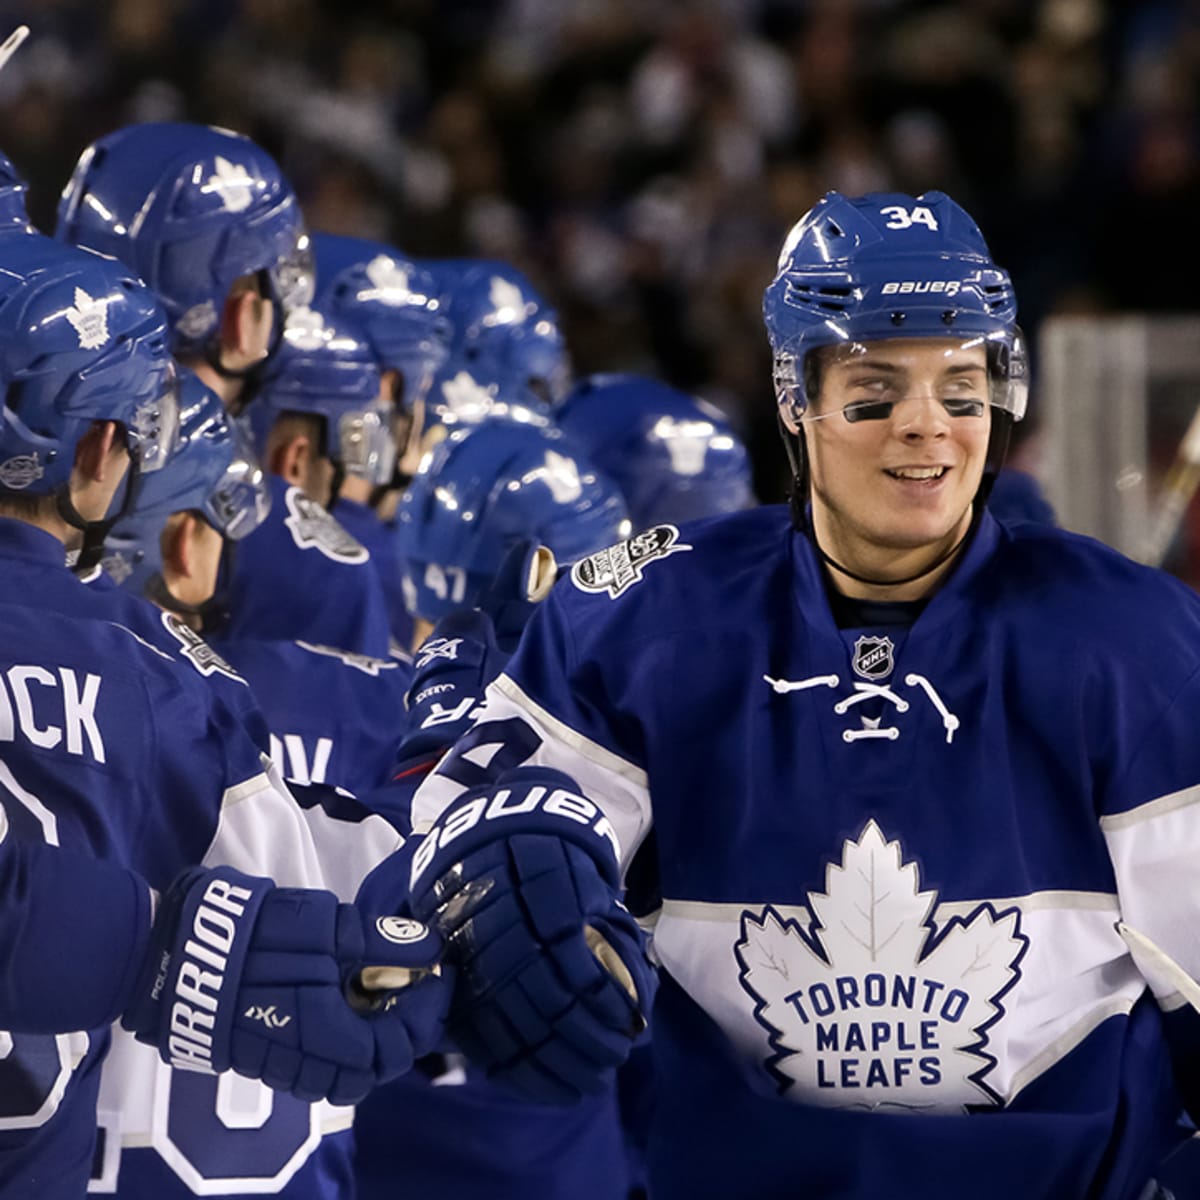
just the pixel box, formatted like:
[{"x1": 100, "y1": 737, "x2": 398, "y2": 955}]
[{"x1": 852, "y1": 635, "x2": 894, "y2": 680}]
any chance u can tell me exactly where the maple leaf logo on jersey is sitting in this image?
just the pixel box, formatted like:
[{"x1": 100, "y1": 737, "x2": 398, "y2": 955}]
[
  {"x1": 206, "y1": 156, "x2": 255, "y2": 213},
  {"x1": 735, "y1": 821, "x2": 1026, "y2": 1113},
  {"x1": 66, "y1": 288, "x2": 110, "y2": 350},
  {"x1": 486, "y1": 276, "x2": 528, "y2": 326},
  {"x1": 364, "y1": 255, "x2": 413, "y2": 305},
  {"x1": 438, "y1": 371, "x2": 495, "y2": 420}
]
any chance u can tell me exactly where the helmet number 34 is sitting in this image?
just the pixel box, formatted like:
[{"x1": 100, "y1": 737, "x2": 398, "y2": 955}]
[{"x1": 879, "y1": 205, "x2": 939, "y2": 231}]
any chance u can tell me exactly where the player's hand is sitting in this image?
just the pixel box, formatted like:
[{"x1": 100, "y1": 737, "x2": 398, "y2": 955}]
[
  {"x1": 408, "y1": 767, "x2": 656, "y2": 1104},
  {"x1": 123, "y1": 865, "x2": 451, "y2": 1106}
]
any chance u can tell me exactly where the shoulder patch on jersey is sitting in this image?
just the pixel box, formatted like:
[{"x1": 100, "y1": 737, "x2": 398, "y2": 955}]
[
  {"x1": 295, "y1": 639, "x2": 400, "y2": 676},
  {"x1": 570, "y1": 525, "x2": 692, "y2": 599},
  {"x1": 161, "y1": 612, "x2": 246, "y2": 682},
  {"x1": 283, "y1": 487, "x2": 369, "y2": 564},
  {"x1": 734, "y1": 820, "x2": 1026, "y2": 1112}
]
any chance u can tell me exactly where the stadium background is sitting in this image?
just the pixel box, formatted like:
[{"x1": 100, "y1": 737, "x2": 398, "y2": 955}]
[{"x1": 0, "y1": 0, "x2": 1196, "y2": 508}]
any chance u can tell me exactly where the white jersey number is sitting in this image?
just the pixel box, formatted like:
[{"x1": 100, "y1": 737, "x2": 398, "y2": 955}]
[{"x1": 879, "y1": 205, "x2": 939, "y2": 231}]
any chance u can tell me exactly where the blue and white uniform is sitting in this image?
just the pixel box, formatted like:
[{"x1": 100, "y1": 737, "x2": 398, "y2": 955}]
[{"x1": 414, "y1": 507, "x2": 1200, "y2": 1200}]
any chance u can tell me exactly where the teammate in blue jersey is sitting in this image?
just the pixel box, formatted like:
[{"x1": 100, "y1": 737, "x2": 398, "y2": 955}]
[
  {"x1": 356, "y1": 420, "x2": 632, "y2": 1200},
  {"x1": 226, "y1": 303, "x2": 395, "y2": 656},
  {"x1": 395, "y1": 418, "x2": 630, "y2": 650},
  {"x1": 0, "y1": 235, "x2": 447, "y2": 1200},
  {"x1": 54, "y1": 121, "x2": 315, "y2": 418},
  {"x1": 402, "y1": 190, "x2": 1200, "y2": 1200},
  {"x1": 314, "y1": 232, "x2": 453, "y2": 647},
  {"x1": 556, "y1": 372, "x2": 756, "y2": 530}
]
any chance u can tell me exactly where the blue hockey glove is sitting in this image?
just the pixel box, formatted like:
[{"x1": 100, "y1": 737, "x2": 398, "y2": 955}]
[
  {"x1": 408, "y1": 767, "x2": 656, "y2": 1104},
  {"x1": 124, "y1": 864, "x2": 451, "y2": 1106}
]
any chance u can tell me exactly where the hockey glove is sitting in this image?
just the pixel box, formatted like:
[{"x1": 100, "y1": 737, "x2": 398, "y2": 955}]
[
  {"x1": 123, "y1": 864, "x2": 450, "y2": 1106},
  {"x1": 408, "y1": 767, "x2": 657, "y2": 1104}
]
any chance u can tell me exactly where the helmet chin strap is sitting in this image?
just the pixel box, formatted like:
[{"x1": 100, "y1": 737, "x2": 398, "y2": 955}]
[
  {"x1": 60, "y1": 462, "x2": 142, "y2": 575},
  {"x1": 144, "y1": 540, "x2": 237, "y2": 634},
  {"x1": 809, "y1": 514, "x2": 977, "y2": 589}
]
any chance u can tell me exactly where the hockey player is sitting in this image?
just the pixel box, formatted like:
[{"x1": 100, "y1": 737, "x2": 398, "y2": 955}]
[
  {"x1": 226, "y1": 302, "x2": 395, "y2": 657},
  {"x1": 556, "y1": 372, "x2": 756, "y2": 530},
  {"x1": 314, "y1": 232, "x2": 453, "y2": 645},
  {"x1": 355, "y1": 421, "x2": 632, "y2": 1200},
  {"x1": 0, "y1": 235, "x2": 447, "y2": 1199},
  {"x1": 402, "y1": 190, "x2": 1200, "y2": 1200},
  {"x1": 54, "y1": 121, "x2": 314, "y2": 417},
  {"x1": 394, "y1": 418, "x2": 629, "y2": 650}
]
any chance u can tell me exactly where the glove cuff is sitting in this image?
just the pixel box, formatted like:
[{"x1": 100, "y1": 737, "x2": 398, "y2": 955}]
[{"x1": 123, "y1": 865, "x2": 273, "y2": 1076}]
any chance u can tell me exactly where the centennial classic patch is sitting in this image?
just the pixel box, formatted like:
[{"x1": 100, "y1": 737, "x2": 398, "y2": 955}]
[{"x1": 570, "y1": 525, "x2": 692, "y2": 599}]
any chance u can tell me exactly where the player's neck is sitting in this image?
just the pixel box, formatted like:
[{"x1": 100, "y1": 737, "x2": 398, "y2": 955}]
[
  {"x1": 814, "y1": 512, "x2": 972, "y2": 603},
  {"x1": 186, "y1": 359, "x2": 246, "y2": 415}
]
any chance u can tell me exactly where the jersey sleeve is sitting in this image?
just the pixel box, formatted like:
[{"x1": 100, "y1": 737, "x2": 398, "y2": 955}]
[
  {"x1": 0, "y1": 840, "x2": 152, "y2": 1032},
  {"x1": 411, "y1": 579, "x2": 654, "y2": 875}
]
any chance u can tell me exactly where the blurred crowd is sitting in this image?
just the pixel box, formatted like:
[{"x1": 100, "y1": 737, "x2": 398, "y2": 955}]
[{"x1": 0, "y1": 0, "x2": 1197, "y2": 498}]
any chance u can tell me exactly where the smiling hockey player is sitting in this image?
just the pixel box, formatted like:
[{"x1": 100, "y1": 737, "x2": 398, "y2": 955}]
[{"x1": 402, "y1": 190, "x2": 1200, "y2": 1200}]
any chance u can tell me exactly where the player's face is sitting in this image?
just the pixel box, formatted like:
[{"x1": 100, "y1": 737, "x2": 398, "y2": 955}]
[{"x1": 804, "y1": 337, "x2": 991, "y2": 585}]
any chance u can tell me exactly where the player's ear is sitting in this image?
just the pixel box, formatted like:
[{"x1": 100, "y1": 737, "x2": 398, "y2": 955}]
[
  {"x1": 73, "y1": 420, "x2": 122, "y2": 483},
  {"x1": 220, "y1": 285, "x2": 272, "y2": 367},
  {"x1": 270, "y1": 433, "x2": 311, "y2": 487}
]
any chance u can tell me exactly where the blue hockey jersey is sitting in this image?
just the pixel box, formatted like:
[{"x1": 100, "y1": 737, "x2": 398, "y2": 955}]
[
  {"x1": 332, "y1": 497, "x2": 414, "y2": 651},
  {"x1": 413, "y1": 506, "x2": 1200, "y2": 1200},
  {"x1": 224, "y1": 476, "x2": 392, "y2": 658},
  {"x1": 214, "y1": 636, "x2": 411, "y2": 796},
  {"x1": 0, "y1": 520, "x2": 402, "y2": 1200}
]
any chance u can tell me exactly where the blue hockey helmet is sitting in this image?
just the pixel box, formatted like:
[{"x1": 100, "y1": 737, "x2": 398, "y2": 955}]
[
  {"x1": 557, "y1": 373, "x2": 755, "y2": 528},
  {"x1": 102, "y1": 368, "x2": 270, "y2": 598},
  {"x1": 248, "y1": 302, "x2": 396, "y2": 487},
  {"x1": 55, "y1": 122, "x2": 314, "y2": 360},
  {"x1": 0, "y1": 234, "x2": 178, "y2": 500},
  {"x1": 0, "y1": 151, "x2": 32, "y2": 234},
  {"x1": 429, "y1": 258, "x2": 571, "y2": 404},
  {"x1": 395, "y1": 419, "x2": 630, "y2": 622},
  {"x1": 313, "y1": 232, "x2": 450, "y2": 412},
  {"x1": 763, "y1": 190, "x2": 1026, "y2": 427}
]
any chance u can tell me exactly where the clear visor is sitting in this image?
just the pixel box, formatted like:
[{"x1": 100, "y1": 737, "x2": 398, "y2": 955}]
[
  {"x1": 269, "y1": 232, "x2": 316, "y2": 317},
  {"x1": 204, "y1": 418, "x2": 270, "y2": 540},
  {"x1": 774, "y1": 331, "x2": 1027, "y2": 426},
  {"x1": 338, "y1": 402, "x2": 398, "y2": 486},
  {"x1": 129, "y1": 360, "x2": 182, "y2": 475}
]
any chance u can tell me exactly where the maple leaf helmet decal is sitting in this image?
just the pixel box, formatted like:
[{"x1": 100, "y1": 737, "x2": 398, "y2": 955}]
[{"x1": 54, "y1": 122, "x2": 314, "y2": 364}]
